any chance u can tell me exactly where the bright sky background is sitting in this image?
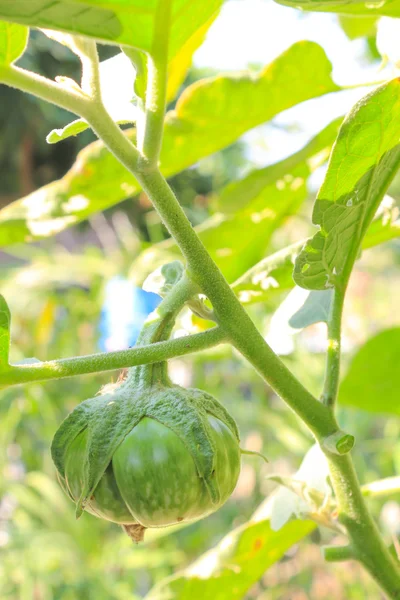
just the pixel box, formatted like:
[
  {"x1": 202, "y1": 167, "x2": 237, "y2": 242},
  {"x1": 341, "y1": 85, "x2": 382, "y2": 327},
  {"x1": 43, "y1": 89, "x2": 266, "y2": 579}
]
[
  {"x1": 194, "y1": 0, "x2": 368, "y2": 79},
  {"x1": 191, "y1": 0, "x2": 395, "y2": 170}
]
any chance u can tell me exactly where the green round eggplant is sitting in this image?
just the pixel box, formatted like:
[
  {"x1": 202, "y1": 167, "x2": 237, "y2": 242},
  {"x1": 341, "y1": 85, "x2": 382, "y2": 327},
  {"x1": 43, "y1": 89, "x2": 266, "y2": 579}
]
[
  {"x1": 64, "y1": 428, "x2": 137, "y2": 524},
  {"x1": 63, "y1": 414, "x2": 240, "y2": 529}
]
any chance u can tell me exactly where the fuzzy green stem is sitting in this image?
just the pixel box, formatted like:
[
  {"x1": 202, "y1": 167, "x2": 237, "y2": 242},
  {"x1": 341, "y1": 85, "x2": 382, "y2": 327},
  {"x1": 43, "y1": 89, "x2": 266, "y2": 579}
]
[
  {"x1": 323, "y1": 545, "x2": 355, "y2": 563},
  {"x1": 321, "y1": 289, "x2": 345, "y2": 409},
  {"x1": 0, "y1": 327, "x2": 226, "y2": 388},
  {"x1": 134, "y1": 170, "x2": 338, "y2": 439},
  {"x1": 137, "y1": 0, "x2": 172, "y2": 167},
  {"x1": 362, "y1": 476, "x2": 400, "y2": 498},
  {"x1": 2, "y1": 31, "x2": 398, "y2": 598},
  {"x1": 83, "y1": 98, "x2": 341, "y2": 441},
  {"x1": 327, "y1": 453, "x2": 400, "y2": 598},
  {"x1": 79, "y1": 39, "x2": 101, "y2": 100},
  {"x1": 127, "y1": 274, "x2": 198, "y2": 387},
  {"x1": 0, "y1": 65, "x2": 89, "y2": 117},
  {"x1": 82, "y1": 66, "x2": 400, "y2": 598}
]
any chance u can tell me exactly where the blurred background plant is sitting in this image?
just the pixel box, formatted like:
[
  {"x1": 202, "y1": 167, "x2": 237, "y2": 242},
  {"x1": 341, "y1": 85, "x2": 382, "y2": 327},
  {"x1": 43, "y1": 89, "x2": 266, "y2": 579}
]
[{"x1": 0, "y1": 1, "x2": 400, "y2": 598}]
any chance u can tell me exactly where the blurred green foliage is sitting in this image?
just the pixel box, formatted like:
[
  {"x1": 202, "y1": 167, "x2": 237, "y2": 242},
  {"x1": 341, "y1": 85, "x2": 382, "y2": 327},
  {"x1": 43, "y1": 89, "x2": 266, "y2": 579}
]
[{"x1": 0, "y1": 6, "x2": 400, "y2": 600}]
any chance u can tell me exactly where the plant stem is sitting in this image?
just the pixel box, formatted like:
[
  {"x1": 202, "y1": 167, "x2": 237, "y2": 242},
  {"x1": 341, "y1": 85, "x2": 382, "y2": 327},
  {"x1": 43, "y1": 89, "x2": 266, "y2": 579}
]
[
  {"x1": 362, "y1": 475, "x2": 400, "y2": 498},
  {"x1": 127, "y1": 274, "x2": 198, "y2": 387},
  {"x1": 83, "y1": 61, "x2": 400, "y2": 597},
  {"x1": 137, "y1": 0, "x2": 171, "y2": 166},
  {"x1": 0, "y1": 327, "x2": 226, "y2": 387},
  {"x1": 323, "y1": 545, "x2": 354, "y2": 562},
  {"x1": 0, "y1": 65, "x2": 89, "y2": 117},
  {"x1": 321, "y1": 288, "x2": 345, "y2": 408},
  {"x1": 99, "y1": 142, "x2": 400, "y2": 598},
  {"x1": 79, "y1": 39, "x2": 101, "y2": 100},
  {"x1": 3, "y1": 30, "x2": 398, "y2": 597},
  {"x1": 327, "y1": 453, "x2": 400, "y2": 598},
  {"x1": 89, "y1": 98, "x2": 338, "y2": 438},
  {"x1": 136, "y1": 169, "x2": 338, "y2": 438},
  {"x1": 83, "y1": 91, "x2": 338, "y2": 442}
]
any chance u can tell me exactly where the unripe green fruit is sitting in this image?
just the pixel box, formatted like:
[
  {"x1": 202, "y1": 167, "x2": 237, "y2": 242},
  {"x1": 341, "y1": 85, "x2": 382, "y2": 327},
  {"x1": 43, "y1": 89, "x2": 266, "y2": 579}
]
[
  {"x1": 52, "y1": 383, "x2": 241, "y2": 540},
  {"x1": 61, "y1": 412, "x2": 240, "y2": 531},
  {"x1": 52, "y1": 266, "x2": 242, "y2": 540}
]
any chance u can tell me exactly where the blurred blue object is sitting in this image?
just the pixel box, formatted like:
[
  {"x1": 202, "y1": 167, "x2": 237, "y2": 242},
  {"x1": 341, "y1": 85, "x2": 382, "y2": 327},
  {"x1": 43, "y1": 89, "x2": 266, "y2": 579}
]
[{"x1": 99, "y1": 276, "x2": 161, "y2": 352}]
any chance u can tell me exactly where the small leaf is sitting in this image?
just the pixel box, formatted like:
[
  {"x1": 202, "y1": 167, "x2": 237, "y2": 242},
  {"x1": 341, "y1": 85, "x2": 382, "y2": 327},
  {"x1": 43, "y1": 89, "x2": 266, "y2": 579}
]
[
  {"x1": 289, "y1": 289, "x2": 334, "y2": 329},
  {"x1": 47, "y1": 119, "x2": 89, "y2": 144},
  {"x1": 339, "y1": 328, "x2": 400, "y2": 415},
  {"x1": 294, "y1": 79, "x2": 400, "y2": 291},
  {"x1": 142, "y1": 261, "x2": 184, "y2": 297},
  {"x1": 232, "y1": 200, "x2": 400, "y2": 306},
  {"x1": 0, "y1": 295, "x2": 10, "y2": 368},
  {"x1": 0, "y1": 20, "x2": 28, "y2": 65},
  {"x1": 47, "y1": 53, "x2": 137, "y2": 144}
]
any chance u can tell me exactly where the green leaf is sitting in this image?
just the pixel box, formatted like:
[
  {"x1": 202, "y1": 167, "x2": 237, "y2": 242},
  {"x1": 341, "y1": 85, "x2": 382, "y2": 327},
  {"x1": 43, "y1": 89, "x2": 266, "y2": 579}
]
[
  {"x1": 145, "y1": 517, "x2": 314, "y2": 600},
  {"x1": 217, "y1": 117, "x2": 343, "y2": 214},
  {"x1": 131, "y1": 163, "x2": 308, "y2": 283},
  {"x1": 268, "y1": 288, "x2": 333, "y2": 336},
  {"x1": 0, "y1": 20, "x2": 28, "y2": 65},
  {"x1": 0, "y1": 0, "x2": 222, "y2": 58},
  {"x1": 289, "y1": 289, "x2": 333, "y2": 329},
  {"x1": 362, "y1": 197, "x2": 400, "y2": 247},
  {"x1": 232, "y1": 202, "x2": 400, "y2": 306},
  {"x1": 48, "y1": 52, "x2": 137, "y2": 144},
  {"x1": 162, "y1": 42, "x2": 339, "y2": 174},
  {"x1": 0, "y1": 41, "x2": 339, "y2": 247},
  {"x1": 166, "y1": 12, "x2": 219, "y2": 103},
  {"x1": 339, "y1": 328, "x2": 400, "y2": 415},
  {"x1": 233, "y1": 241, "x2": 304, "y2": 305},
  {"x1": 0, "y1": 294, "x2": 11, "y2": 368},
  {"x1": 46, "y1": 118, "x2": 89, "y2": 144},
  {"x1": 294, "y1": 79, "x2": 400, "y2": 291},
  {"x1": 339, "y1": 15, "x2": 377, "y2": 39},
  {"x1": 274, "y1": 0, "x2": 400, "y2": 17}
]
